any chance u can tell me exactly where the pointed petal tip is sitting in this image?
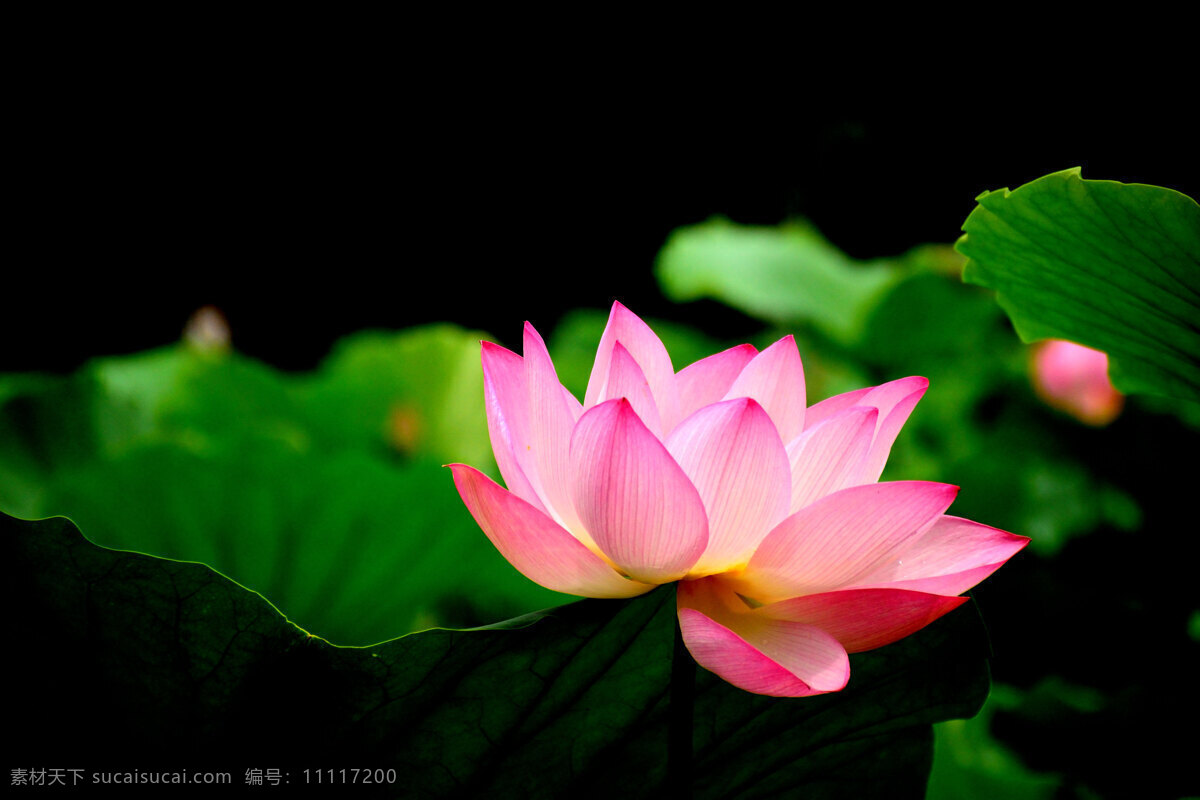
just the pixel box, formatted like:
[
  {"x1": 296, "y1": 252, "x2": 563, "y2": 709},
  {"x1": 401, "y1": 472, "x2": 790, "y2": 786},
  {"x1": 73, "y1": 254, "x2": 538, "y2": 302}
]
[
  {"x1": 757, "y1": 588, "x2": 971, "y2": 653},
  {"x1": 844, "y1": 514, "x2": 1031, "y2": 597},
  {"x1": 916, "y1": 479, "x2": 960, "y2": 496},
  {"x1": 936, "y1": 481, "x2": 962, "y2": 506},
  {"x1": 900, "y1": 376, "x2": 930, "y2": 399},
  {"x1": 481, "y1": 340, "x2": 522, "y2": 373},
  {"x1": 722, "y1": 395, "x2": 766, "y2": 416},
  {"x1": 1007, "y1": 530, "x2": 1033, "y2": 555},
  {"x1": 609, "y1": 300, "x2": 640, "y2": 323},
  {"x1": 522, "y1": 319, "x2": 554, "y2": 347},
  {"x1": 608, "y1": 396, "x2": 634, "y2": 412}
]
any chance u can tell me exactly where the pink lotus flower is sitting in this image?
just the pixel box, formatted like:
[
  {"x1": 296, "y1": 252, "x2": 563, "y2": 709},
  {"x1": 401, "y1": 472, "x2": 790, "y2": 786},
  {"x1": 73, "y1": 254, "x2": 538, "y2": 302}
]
[
  {"x1": 1032, "y1": 339, "x2": 1124, "y2": 426},
  {"x1": 450, "y1": 303, "x2": 1028, "y2": 697}
]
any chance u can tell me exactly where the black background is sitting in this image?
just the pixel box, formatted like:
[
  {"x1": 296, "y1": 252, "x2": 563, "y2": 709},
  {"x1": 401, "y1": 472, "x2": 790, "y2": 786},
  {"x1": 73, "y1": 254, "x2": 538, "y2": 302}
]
[{"x1": 9, "y1": 63, "x2": 1197, "y2": 374}]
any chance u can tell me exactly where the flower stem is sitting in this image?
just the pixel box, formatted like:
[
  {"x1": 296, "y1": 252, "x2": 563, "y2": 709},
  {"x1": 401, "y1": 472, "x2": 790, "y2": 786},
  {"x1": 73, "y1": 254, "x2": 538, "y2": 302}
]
[{"x1": 669, "y1": 614, "x2": 694, "y2": 799}]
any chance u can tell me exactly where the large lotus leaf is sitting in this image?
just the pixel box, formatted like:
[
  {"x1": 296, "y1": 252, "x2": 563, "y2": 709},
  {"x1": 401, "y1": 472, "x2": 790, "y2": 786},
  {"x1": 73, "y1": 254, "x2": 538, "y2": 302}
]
[
  {"x1": 957, "y1": 168, "x2": 1200, "y2": 403},
  {"x1": 0, "y1": 350, "x2": 310, "y2": 518},
  {"x1": 8, "y1": 513, "x2": 991, "y2": 798},
  {"x1": 0, "y1": 372, "x2": 106, "y2": 516},
  {"x1": 43, "y1": 439, "x2": 566, "y2": 645},
  {"x1": 654, "y1": 217, "x2": 906, "y2": 345},
  {"x1": 92, "y1": 344, "x2": 307, "y2": 448},
  {"x1": 296, "y1": 325, "x2": 493, "y2": 467}
]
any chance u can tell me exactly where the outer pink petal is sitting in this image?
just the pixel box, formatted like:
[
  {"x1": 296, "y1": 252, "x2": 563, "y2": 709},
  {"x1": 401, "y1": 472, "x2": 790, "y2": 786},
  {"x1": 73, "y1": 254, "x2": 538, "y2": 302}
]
[
  {"x1": 802, "y1": 377, "x2": 928, "y2": 483},
  {"x1": 450, "y1": 464, "x2": 655, "y2": 598},
  {"x1": 481, "y1": 341, "x2": 546, "y2": 513},
  {"x1": 677, "y1": 579, "x2": 849, "y2": 697},
  {"x1": 803, "y1": 386, "x2": 872, "y2": 430},
  {"x1": 667, "y1": 398, "x2": 791, "y2": 575},
  {"x1": 675, "y1": 344, "x2": 758, "y2": 421},
  {"x1": 853, "y1": 377, "x2": 929, "y2": 483},
  {"x1": 786, "y1": 406, "x2": 877, "y2": 513},
  {"x1": 737, "y1": 481, "x2": 959, "y2": 603},
  {"x1": 569, "y1": 399, "x2": 709, "y2": 584},
  {"x1": 523, "y1": 321, "x2": 586, "y2": 534},
  {"x1": 596, "y1": 342, "x2": 663, "y2": 438},
  {"x1": 849, "y1": 515, "x2": 1030, "y2": 596},
  {"x1": 723, "y1": 335, "x2": 807, "y2": 444},
  {"x1": 756, "y1": 588, "x2": 968, "y2": 653},
  {"x1": 584, "y1": 302, "x2": 681, "y2": 431}
]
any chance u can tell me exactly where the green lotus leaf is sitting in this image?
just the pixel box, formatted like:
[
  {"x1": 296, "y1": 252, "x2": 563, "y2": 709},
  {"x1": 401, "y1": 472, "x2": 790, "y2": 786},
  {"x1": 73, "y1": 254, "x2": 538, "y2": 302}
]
[
  {"x1": 9, "y1": 512, "x2": 991, "y2": 798},
  {"x1": 957, "y1": 168, "x2": 1200, "y2": 402}
]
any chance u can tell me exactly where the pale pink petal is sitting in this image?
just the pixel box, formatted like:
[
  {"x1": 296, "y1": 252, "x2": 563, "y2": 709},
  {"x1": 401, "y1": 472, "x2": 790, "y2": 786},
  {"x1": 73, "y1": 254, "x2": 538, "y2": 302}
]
[
  {"x1": 481, "y1": 340, "x2": 546, "y2": 513},
  {"x1": 676, "y1": 344, "x2": 758, "y2": 420},
  {"x1": 561, "y1": 385, "x2": 584, "y2": 421},
  {"x1": 803, "y1": 386, "x2": 872, "y2": 430},
  {"x1": 677, "y1": 579, "x2": 849, "y2": 697},
  {"x1": 667, "y1": 398, "x2": 791, "y2": 575},
  {"x1": 849, "y1": 515, "x2": 1030, "y2": 596},
  {"x1": 737, "y1": 481, "x2": 959, "y2": 603},
  {"x1": 723, "y1": 335, "x2": 807, "y2": 444},
  {"x1": 757, "y1": 588, "x2": 968, "y2": 653},
  {"x1": 787, "y1": 406, "x2": 877, "y2": 513},
  {"x1": 853, "y1": 377, "x2": 929, "y2": 483},
  {"x1": 584, "y1": 302, "x2": 681, "y2": 431},
  {"x1": 569, "y1": 399, "x2": 708, "y2": 583},
  {"x1": 595, "y1": 342, "x2": 663, "y2": 438},
  {"x1": 523, "y1": 321, "x2": 586, "y2": 533},
  {"x1": 450, "y1": 464, "x2": 655, "y2": 599}
]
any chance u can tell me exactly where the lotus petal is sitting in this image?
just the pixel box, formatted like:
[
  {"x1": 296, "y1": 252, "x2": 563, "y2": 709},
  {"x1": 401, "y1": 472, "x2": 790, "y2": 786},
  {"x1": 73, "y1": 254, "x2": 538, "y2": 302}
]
[
  {"x1": 450, "y1": 464, "x2": 655, "y2": 598},
  {"x1": 570, "y1": 399, "x2": 709, "y2": 584},
  {"x1": 737, "y1": 481, "x2": 958, "y2": 602},
  {"x1": 596, "y1": 342, "x2": 663, "y2": 438},
  {"x1": 585, "y1": 302, "x2": 681, "y2": 431},
  {"x1": 757, "y1": 587, "x2": 968, "y2": 653},
  {"x1": 667, "y1": 398, "x2": 791, "y2": 575},
  {"x1": 523, "y1": 322, "x2": 586, "y2": 533},
  {"x1": 723, "y1": 335, "x2": 807, "y2": 444},
  {"x1": 678, "y1": 578, "x2": 849, "y2": 697},
  {"x1": 787, "y1": 406, "x2": 877, "y2": 512},
  {"x1": 676, "y1": 343, "x2": 758, "y2": 421},
  {"x1": 481, "y1": 341, "x2": 546, "y2": 514},
  {"x1": 848, "y1": 515, "x2": 1030, "y2": 596}
]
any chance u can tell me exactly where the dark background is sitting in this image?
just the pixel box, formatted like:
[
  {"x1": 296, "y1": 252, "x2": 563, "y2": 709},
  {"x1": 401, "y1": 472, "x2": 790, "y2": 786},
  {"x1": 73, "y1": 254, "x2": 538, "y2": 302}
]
[{"x1": 9, "y1": 72, "x2": 1197, "y2": 375}]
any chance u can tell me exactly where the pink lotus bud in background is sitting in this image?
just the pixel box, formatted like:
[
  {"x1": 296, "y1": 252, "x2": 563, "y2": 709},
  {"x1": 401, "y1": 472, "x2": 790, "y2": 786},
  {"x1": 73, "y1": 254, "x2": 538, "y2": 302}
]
[{"x1": 1032, "y1": 340, "x2": 1123, "y2": 426}]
